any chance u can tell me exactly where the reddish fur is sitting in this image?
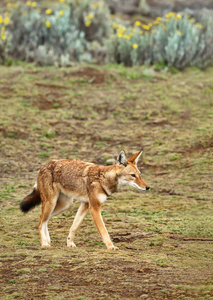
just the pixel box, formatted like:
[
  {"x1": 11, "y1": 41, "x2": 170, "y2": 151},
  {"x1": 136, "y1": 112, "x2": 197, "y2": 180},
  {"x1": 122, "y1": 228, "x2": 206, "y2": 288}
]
[{"x1": 20, "y1": 151, "x2": 149, "y2": 249}]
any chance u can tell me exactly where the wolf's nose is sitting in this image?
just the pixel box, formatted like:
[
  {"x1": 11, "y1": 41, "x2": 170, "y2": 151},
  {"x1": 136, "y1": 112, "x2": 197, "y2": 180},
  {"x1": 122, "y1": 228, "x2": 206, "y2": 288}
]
[{"x1": 146, "y1": 186, "x2": 150, "y2": 190}]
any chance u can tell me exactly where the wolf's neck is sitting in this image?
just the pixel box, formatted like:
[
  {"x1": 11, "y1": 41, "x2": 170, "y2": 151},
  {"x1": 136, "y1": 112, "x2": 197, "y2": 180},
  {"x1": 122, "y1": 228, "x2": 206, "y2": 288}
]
[{"x1": 99, "y1": 165, "x2": 118, "y2": 196}]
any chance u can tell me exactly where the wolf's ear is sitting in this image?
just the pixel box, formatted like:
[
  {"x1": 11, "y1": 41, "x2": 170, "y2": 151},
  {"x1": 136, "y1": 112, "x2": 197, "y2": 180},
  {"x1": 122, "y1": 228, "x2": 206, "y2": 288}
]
[
  {"x1": 128, "y1": 150, "x2": 143, "y2": 165},
  {"x1": 117, "y1": 150, "x2": 127, "y2": 166}
]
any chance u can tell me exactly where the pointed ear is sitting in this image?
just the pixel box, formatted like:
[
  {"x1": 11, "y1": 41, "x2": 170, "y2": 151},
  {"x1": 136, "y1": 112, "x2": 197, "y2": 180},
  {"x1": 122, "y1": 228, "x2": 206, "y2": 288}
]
[
  {"x1": 128, "y1": 150, "x2": 143, "y2": 165},
  {"x1": 117, "y1": 150, "x2": 127, "y2": 166}
]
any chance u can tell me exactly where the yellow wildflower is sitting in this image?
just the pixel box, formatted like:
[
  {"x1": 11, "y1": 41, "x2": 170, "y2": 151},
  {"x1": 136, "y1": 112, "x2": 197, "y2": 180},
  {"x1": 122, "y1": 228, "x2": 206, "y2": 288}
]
[
  {"x1": 118, "y1": 24, "x2": 126, "y2": 30},
  {"x1": 59, "y1": 10, "x2": 64, "y2": 16},
  {"x1": 7, "y1": 3, "x2": 12, "y2": 8},
  {"x1": 31, "y1": 2, "x2": 37, "y2": 7},
  {"x1": 45, "y1": 9, "x2": 52, "y2": 15},
  {"x1": 60, "y1": 0, "x2": 65, "y2": 3},
  {"x1": 92, "y1": 3, "x2": 99, "y2": 9},
  {"x1": 142, "y1": 24, "x2": 149, "y2": 30},
  {"x1": 135, "y1": 21, "x2": 141, "y2": 26},
  {"x1": 156, "y1": 17, "x2": 162, "y2": 21},
  {"x1": 117, "y1": 28, "x2": 125, "y2": 35},
  {"x1": 123, "y1": 35, "x2": 130, "y2": 40},
  {"x1": 85, "y1": 20, "x2": 91, "y2": 27},
  {"x1": 0, "y1": 15, "x2": 2, "y2": 23},
  {"x1": 176, "y1": 14, "x2": 182, "y2": 19},
  {"x1": 117, "y1": 32, "x2": 122, "y2": 38},
  {"x1": 165, "y1": 12, "x2": 176, "y2": 18},
  {"x1": 88, "y1": 13, "x2": 94, "y2": 19},
  {"x1": 3, "y1": 17, "x2": 10, "y2": 25},
  {"x1": 148, "y1": 23, "x2": 153, "y2": 27},
  {"x1": 132, "y1": 44, "x2": 138, "y2": 49},
  {"x1": 45, "y1": 20, "x2": 51, "y2": 28},
  {"x1": 194, "y1": 23, "x2": 204, "y2": 29},
  {"x1": 1, "y1": 26, "x2": 5, "y2": 31},
  {"x1": 1, "y1": 34, "x2": 6, "y2": 40},
  {"x1": 129, "y1": 32, "x2": 133, "y2": 37},
  {"x1": 132, "y1": 28, "x2": 136, "y2": 33},
  {"x1": 176, "y1": 30, "x2": 183, "y2": 36},
  {"x1": 153, "y1": 20, "x2": 160, "y2": 25},
  {"x1": 26, "y1": 1, "x2": 31, "y2": 6}
]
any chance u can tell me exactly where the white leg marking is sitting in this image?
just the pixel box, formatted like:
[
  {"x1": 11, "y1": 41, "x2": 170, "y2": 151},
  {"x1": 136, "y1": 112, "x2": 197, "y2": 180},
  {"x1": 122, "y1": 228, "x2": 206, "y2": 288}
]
[
  {"x1": 98, "y1": 193, "x2": 107, "y2": 204},
  {"x1": 45, "y1": 223, "x2": 51, "y2": 245},
  {"x1": 67, "y1": 202, "x2": 89, "y2": 247},
  {"x1": 40, "y1": 195, "x2": 59, "y2": 247},
  {"x1": 41, "y1": 221, "x2": 50, "y2": 247}
]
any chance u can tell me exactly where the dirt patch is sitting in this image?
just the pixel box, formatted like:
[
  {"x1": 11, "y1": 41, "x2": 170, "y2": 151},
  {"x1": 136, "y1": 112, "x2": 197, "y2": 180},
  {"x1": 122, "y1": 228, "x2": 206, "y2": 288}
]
[
  {"x1": 0, "y1": 87, "x2": 13, "y2": 99},
  {"x1": 182, "y1": 137, "x2": 213, "y2": 156},
  {"x1": 112, "y1": 232, "x2": 155, "y2": 243},
  {"x1": 0, "y1": 127, "x2": 28, "y2": 139},
  {"x1": 35, "y1": 83, "x2": 69, "y2": 90},
  {"x1": 169, "y1": 234, "x2": 213, "y2": 242},
  {"x1": 33, "y1": 97, "x2": 63, "y2": 110},
  {"x1": 67, "y1": 67, "x2": 106, "y2": 84},
  {"x1": 26, "y1": 93, "x2": 65, "y2": 110}
]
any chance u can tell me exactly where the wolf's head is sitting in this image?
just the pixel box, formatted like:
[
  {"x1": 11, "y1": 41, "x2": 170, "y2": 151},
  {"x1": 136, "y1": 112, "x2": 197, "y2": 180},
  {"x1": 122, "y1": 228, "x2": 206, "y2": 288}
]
[{"x1": 117, "y1": 150, "x2": 150, "y2": 191}]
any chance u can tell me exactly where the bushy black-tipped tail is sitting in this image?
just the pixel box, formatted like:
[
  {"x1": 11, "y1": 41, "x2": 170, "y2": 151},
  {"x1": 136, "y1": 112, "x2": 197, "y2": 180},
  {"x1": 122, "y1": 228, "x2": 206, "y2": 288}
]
[{"x1": 20, "y1": 188, "x2": 41, "y2": 213}]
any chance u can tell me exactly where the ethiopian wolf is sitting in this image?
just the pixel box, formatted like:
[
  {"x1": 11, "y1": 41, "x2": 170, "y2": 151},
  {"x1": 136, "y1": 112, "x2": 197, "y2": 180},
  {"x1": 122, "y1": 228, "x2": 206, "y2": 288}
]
[{"x1": 20, "y1": 150, "x2": 150, "y2": 250}]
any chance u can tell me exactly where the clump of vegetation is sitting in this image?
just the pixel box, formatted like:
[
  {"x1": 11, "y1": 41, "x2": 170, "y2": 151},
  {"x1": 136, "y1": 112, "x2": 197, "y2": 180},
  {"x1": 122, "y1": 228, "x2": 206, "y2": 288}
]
[
  {"x1": 106, "y1": 12, "x2": 213, "y2": 69},
  {"x1": 0, "y1": 2, "x2": 213, "y2": 68},
  {"x1": 0, "y1": 0, "x2": 110, "y2": 65}
]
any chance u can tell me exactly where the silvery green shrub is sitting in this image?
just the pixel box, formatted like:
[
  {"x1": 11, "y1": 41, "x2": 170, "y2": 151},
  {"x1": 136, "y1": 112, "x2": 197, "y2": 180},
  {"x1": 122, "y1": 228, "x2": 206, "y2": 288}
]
[
  {"x1": 106, "y1": 13, "x2": 213, "y2": 69},
  {"x1": 0, "y1": 0, "x2": 110, "y2": 65},
  {"x1": 1, "y1": 3, "x2": 213, "y2": 69}
]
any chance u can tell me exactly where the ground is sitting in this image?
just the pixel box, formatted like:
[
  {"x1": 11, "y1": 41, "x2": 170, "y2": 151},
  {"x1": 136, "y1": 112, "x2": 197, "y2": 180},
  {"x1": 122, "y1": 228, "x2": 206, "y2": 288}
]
[{"x1": 0, "y1": 63, "x2": 213, "y2": 299}]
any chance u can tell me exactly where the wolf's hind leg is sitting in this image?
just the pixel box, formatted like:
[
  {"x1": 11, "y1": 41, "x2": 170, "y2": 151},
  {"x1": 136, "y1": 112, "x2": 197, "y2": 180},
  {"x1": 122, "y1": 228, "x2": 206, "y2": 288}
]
[
  {"x1": 39, "y1": 194, "x2": 59, "y2": 247},
  {"x1": 67, "y1": 202, "x2": 89, "y2": 247}
]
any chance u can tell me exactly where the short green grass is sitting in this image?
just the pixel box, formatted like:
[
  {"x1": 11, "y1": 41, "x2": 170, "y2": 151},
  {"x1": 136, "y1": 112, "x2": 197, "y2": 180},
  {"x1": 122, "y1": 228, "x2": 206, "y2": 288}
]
[{"x1": 0, "y1": 63, "x2": 213, "y2": 299}]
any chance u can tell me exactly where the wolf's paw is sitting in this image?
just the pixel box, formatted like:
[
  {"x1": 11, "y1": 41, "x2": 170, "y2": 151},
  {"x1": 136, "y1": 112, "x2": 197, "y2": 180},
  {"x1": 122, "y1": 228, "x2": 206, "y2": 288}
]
[
  {"x1": 41, "y1": 244, "x2": 51, "y2": 248},
  {"x1": 108, "y1": 245, "x2": 119, "y2": 251},
  {"x1": 67, "y1": 241, "x2": 76, "y2": 248}
]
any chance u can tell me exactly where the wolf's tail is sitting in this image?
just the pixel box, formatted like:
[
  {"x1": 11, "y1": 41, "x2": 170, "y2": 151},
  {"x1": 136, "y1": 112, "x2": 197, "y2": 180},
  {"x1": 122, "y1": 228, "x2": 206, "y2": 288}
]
[{"x1": 20, "y1": 188, "x2": 41, "y2": 213}]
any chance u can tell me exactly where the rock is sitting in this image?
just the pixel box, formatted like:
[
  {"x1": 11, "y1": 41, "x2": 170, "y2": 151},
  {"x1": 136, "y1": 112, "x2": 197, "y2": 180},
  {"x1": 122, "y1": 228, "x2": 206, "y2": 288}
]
[
  {"x1": 105, "y1": 158, "x2": 116, "y2": 165},
  {"x1": 106, "y1": 0, "x2": 213, "y2": 18},
  {"x1": 174, "y1": 0, "x2": 213, "y2": 11},
  {"x1": 142, "y1": 68, "x2": 155, "y2": 77}
]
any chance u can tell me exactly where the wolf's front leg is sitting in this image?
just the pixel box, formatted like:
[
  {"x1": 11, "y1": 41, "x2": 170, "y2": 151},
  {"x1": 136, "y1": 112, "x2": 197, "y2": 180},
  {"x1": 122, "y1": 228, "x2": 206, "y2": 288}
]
[
  {"x1": 90, "y1": 204, "x2": 118, "y2": 250},
  {"x1": 67, "y1": 202, "x2": 89, "y2": 247}
]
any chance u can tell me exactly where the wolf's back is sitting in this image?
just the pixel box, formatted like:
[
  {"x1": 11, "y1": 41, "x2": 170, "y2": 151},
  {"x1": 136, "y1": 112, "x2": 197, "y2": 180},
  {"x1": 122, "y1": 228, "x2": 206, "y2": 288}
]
[{"x1": 20, "y1": 188, "x2": 41, "y2": 213}]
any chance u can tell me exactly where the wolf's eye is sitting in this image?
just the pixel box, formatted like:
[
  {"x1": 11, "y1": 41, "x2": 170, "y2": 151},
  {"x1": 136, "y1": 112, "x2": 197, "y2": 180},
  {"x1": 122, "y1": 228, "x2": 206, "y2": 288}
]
[{"x1": 131, "y1": 174, "x2": 136, "y2": 178}]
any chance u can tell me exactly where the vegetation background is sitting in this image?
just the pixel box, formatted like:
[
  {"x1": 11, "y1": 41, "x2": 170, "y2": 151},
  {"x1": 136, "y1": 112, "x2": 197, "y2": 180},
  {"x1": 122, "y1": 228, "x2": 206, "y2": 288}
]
[{"x1": 0, "y1": 0, "x2": 213, "y2": 299}]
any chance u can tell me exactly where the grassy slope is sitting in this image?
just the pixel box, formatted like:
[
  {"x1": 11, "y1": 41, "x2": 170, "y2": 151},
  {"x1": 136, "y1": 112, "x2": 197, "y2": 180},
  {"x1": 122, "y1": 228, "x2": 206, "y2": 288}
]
[{"x1": 0, "y1": 64, "x2": 213, "y2": 299}]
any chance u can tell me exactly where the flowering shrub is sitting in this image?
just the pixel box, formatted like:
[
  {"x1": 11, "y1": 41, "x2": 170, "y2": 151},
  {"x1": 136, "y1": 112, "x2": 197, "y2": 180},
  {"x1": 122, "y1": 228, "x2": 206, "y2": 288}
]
[
  {"x1": 106, "y1": 12, "x2": 213, "y2": 69},
  {"x1": 0, "y1": 0, "x2": 110, "y2": 65},
  {"x1": 0, "y1": 2, "x2": 213, "y2": 68}
]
